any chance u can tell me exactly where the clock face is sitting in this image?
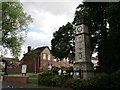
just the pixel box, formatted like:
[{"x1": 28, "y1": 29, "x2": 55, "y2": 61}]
[{"x1": 77, "y1": 26, "x2": 82, "y2": 32}]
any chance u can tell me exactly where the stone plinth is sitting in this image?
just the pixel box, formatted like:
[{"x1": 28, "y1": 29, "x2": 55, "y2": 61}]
[{"x1": 74, "y1": 62, "x2": 94, "y2": 78}]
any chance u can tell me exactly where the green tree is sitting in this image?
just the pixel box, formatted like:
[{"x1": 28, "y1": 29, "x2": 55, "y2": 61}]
[
  {"x1": 104, "y1": 2, "x2": 120, "y2": 73},
  {"x1": 51, "y1": 22, "x2": 75, "y2": 61},
  {"x1": 1, "y1": 2, "x2": 32, "y2": 58}
]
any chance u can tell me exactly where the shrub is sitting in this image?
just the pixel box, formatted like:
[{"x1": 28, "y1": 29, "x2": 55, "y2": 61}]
[
  {"x1": 91, "y1": 73, "x2": 111, "y2": 88},
  {"x1": 70, "y1": 78, "x2": 82, "y2": 89},
  {"x1": 38, "y1": 71, "x2": 54, "y2": 86},
  {"x1": 110, "y1": 70, "x2": 120, "y2": 88},
  {"x1": 63, "y1": 78, "x2": 73, "y2": 88},
  {"x1": 51, "y1": 75, "x2": 67, "y2": 87},
  {"x1": 38, "y1": 71, "x2": 68, "y2": 87},
  {"x1": 70, "y1": 73, "x2": 111, "y2": 89},
  {"x1": 70, "y1": 78, "x2": 94, "y2": 89},
  {"x1": 38, "y1": 71, "x2": 120, "y2": 89}
]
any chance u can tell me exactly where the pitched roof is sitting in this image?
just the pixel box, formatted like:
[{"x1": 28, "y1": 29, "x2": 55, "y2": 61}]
[
  {"x1": 20, "y1": 46, "x2": 51, "y2": 62},
  {"x1": 22, "y1": 46, "x2": 50, "y2": 58},
  {"x1": 34, "y1": 46, "x2": 49, "y2": 53}
]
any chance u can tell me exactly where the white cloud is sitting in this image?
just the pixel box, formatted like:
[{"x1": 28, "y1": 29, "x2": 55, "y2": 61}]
[
  {"x1": 20, "y1": 31, "x2": 53, "y2": 58},
  {"x1": 25, "y1": 32, "x2": 52, "y2": 47},
  {"x1": 19, "y1": 1, "x2": 83, "y2": 59},
  {"x1": 21, "y1": 0, "x2": 82, "y2": 3},
  {"x1": 22, "y1": 2, "x2": 80, "y2": 33}
]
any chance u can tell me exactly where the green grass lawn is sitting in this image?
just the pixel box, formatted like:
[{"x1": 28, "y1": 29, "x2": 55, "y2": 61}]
[
  {"x1": 27, "y1": 72, "x2": 39, "y2": 78},
  {"x1": 29, "y1": 75, "x2": 39, "y2": 78},
  {"x1": 7, "y1": 72, "x2": 38, "y2": 75},
  {"x1": 28, "y1": 79, "x2": 39, "y2": 84},
  {"x1": 8, "y1": 72, "x2": 21, "y2": 75},
  {"x1": 27, "y1": 73, "x2": 39, "y2": 84}
]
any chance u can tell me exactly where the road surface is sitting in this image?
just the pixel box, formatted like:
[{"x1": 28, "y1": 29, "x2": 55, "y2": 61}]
[{"x1": 1, "y1": 80, "x2": 73, "y2": 90}]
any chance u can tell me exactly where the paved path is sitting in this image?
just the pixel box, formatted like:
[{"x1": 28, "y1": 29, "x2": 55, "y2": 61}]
[{"x1": 1, "y1": 81, "x2": 73, "y2": 90}]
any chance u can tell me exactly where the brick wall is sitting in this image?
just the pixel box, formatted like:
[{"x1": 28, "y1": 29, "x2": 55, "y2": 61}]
[
  {"x1": 20, "y1": 47, "x2": 73, "y2": 73},
  {"x1": 21, "y1": 54, "x2": 35, "y2": 72},
  {"x1": 3, "y1": 76, "x2": 28, "y2": 84},
  {"x1": 40, "y1": 53, "x2": 48, "y2": 72},
  {"x1": 7, "y1": 67, "x2": 21, "y2": 73},
  {"x1": 2, "y1": 67, "x2": 21, "y2": 73}
]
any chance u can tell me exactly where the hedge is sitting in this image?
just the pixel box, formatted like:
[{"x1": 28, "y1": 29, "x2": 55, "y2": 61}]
[{"x1": 38, "y1": 71, "x2": 120, "y2": 89}]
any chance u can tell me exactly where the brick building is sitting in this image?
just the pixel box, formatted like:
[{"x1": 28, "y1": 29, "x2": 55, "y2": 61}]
[{"x1": 20, "y1": 46, "x2": 73, "y2": 73}]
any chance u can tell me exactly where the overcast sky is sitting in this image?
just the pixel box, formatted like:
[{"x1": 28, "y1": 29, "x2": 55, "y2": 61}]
[
  {"x1": 17, "y1": 0, "x2": 83, "y2": 59},
  {"x1": 0, "y1": 0, "x2": 98, "y2": 59}
]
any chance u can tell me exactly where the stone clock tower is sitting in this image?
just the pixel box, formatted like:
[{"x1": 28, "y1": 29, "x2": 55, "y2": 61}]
[{"x1": 74, "y1": 17, "x2": 94, "y2": 78}]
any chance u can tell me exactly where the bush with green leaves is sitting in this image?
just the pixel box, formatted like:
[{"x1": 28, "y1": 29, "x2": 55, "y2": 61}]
[
  {"x1": 93, "y1": 73, "x2": 111, "y2": 88},
  {"x1": 38, "y1": 71, "x2": 68, "y2": 87},
  {"x1": 70, "y1": 78, "x2": 95, "y2": 89},
  {"x1": 110, "y1": 70, "x2": 120, "y2": 88},
  {"x1": 38, "y1": 71, "x2": 120, "y2": 89},
  {"x1": 51, "y1": 75, "x2": 67, "y2": 87},
  {"x1": 38, "y1": 71, "x2": 54, "y2": 86},
  {"x1": 70, "y1": 72, "x2": 120, "y2": 89}
]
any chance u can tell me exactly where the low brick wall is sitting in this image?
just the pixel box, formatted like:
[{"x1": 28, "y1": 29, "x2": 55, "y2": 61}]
[
  {"x1": 2, "y1": 67, "x2": 21, "y2": 73},
  {"x1": 3, "y1": 76, "x2": 29, "y2": 84},
  {"x1": 7, "y1": 68, "x2": 21, "y2": 73}
]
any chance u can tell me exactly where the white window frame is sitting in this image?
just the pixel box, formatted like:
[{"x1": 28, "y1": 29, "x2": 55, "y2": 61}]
[
  {"x1": 48, "y1": 55, "x2": 51, "y2": 60},
  {"x1": 43, "y1": 53, "x2": 46, "y2": 60},
  {"x1": 54, "y1": 59, "x2": 57, "y2": 61},
  {"x1": 63, "y1": 58, "x2": 66, "y2": 62}
]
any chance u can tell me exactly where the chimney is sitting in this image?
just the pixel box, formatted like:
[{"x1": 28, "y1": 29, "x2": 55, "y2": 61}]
[{"x1": 28, "y1": 46, "x2": 31, "y2": 53}]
